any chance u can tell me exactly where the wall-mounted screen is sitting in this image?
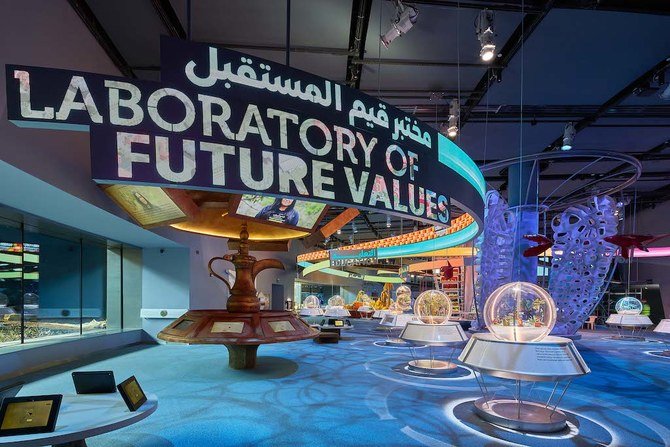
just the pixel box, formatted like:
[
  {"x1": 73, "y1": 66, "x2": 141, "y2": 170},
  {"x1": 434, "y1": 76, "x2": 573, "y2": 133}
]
[
  {"x1": 103, "y1": 185, "x2": 197, "y2": 228},
  {"x1": 230, "y1": 194, "x2": 328, "y2": 232}
]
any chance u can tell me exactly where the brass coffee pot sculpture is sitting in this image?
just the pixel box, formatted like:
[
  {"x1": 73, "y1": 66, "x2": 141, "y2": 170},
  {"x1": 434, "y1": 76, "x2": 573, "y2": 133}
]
[
  {"x1": 208, "y1": 223, "x2": 284, "y2": 313},
  {"x1": 158, "y1": 222, "x2": 317, "y2": 370}
]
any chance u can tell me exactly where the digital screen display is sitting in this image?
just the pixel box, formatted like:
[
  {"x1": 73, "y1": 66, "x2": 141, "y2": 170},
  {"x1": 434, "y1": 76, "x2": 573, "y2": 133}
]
[
  {"x1": 1, "y1": 401, "x2": 53, "y2": 429},
  {"x1": 122, "y1": 380, "x2": 145, "y2": 406},
  {"x1": 104, "y1": 185, "x2": 188, "y2": 228},
  {"x1": 231, "y1": 194, "x2": 327, "y2": 231}
]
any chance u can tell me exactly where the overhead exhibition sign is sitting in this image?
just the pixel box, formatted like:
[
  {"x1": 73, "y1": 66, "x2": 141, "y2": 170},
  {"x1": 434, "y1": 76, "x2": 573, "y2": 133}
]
[
  {"x1": 5, "y1": 36, "x2": 485, "y2": 227},
  {"x1": 329, "y1": 248, "x2": 378, "y2": 267}
]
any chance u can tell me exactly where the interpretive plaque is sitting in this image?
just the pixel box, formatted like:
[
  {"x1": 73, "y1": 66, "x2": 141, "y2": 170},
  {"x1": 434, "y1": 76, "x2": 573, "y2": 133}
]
[
  {"x1": 211, "y1": 322, "x2": 244, "y2": 333},
  {"x1": 268, "y1": 321, "x2": 295, "y2": 333}
]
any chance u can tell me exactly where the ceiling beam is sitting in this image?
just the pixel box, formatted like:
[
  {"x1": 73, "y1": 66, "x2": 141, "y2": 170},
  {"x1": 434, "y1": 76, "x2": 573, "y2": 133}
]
[
  {"x1": 151, "y1": 0, "x2": 187, "y2": 39},
  {"x1": 405, "y1": 0, "x2": 670, "y2": 15},
  {"x1": 361, "y1": 213, "x2": 383, "y2": 239},
  {"x1": 543, "y1": 57, "x2": 670, "y2": 152},
  {"x1": 345, "y1": 0, "x2": 373, "y2": 88},
  {"x1": 351, "y1": 57, "x2": 501, "y2": 68},
  {"x1": 461, "y1": 0, "x2": 556, "y2": 126},
  {"x1": 67, "y1": 0, "x2": 135, "y2": 78}
]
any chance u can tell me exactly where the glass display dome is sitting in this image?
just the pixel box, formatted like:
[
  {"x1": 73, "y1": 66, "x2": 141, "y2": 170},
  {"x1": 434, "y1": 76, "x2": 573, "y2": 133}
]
[
  {"x1": 615, "y1": 296, "x2": 643, "y2": 315},
  {"x1": 484, "y1": 281, "x2": 557, "y2": 343},
  {"x1": 413, "y1": 290, "x2": 452, "y2": 324},
  {"x1": 328, "y1": 295, "x2": 345, "y2": 307},
  {"x1": 303, "y1": 295, "x2": 320, "y2": 309},
  {"x1": 359, "y1": 293, "x2": 372, "y2": 305},
  {"x1": 395, "y1": 285, "x2": 412, "y2": 311}
]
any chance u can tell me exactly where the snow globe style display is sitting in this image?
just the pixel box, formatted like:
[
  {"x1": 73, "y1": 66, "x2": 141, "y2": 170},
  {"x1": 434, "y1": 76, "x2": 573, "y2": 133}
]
[
  {"x1": 459, "y1": 282, "x2": 589, "y2": 433},
  {"x1": 401, "y1": 289, "x2": 467, "y2": 375},
  {"x1": 484, "y1": 281, "x2": 557, "y2": 343},
  {"x1": 299, "y1": 294, "x2": 324, "y2": 317},
  {"x1": 606, "y1": 296, "x2": 652, "y2": 339},
  {"x1": 395, "y1": 285, "x2": 412, "y2": 311},
  {"x1": 413, "y1": 290, "x2": 452, "y2": 324},
  {"x1": 325, "y1": 295, "x2": 350, "y2": 317},
  {"x1": 615, "y1": 296, "x2": 643, "y2": 315}
]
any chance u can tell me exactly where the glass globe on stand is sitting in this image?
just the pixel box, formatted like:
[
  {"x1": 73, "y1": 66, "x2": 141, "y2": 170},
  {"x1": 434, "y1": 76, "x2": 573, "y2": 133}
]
[
  {"x1": 484, "y1": 281, "x2": 557, "y2": 342},
  {"x1": 615, "y1": 296, "x2": 643, "y2": 315},
  {"x1": 395, "y1": 285, "x2": 412, "y2": 311},
  {"x1": 328, "y1": 295, "x2": 345, "y2": 308},
  {"x1": 303, "y1": 295, "x2": 320, "y2": 309},
  {"x1": 413, "y1": 290, "x2": 452, "y2": 324}
]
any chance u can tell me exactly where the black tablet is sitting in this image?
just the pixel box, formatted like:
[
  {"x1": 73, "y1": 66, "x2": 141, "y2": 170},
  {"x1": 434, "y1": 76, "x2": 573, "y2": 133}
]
[
  {"x1": 72, "y1": 371, "x2": 116, "y2": 394},
  {"x1": 117, "y1": 376, "x2": 147, "y2": 412},
  {"x1": 0, "y1": 394, "x2": 62, "y2": 437}
]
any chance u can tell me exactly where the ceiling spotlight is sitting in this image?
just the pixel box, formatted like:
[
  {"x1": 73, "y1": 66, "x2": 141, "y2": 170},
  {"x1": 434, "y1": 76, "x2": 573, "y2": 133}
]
[
  {"x1": 476, "y1": 9, "x2": 496, "y2": 62},
  {"x1": 349, "y1": 234, "x2": 354, "y2": 244},
  {"x1": 386, "y1": 216, "x2": 392, "y2": 228},
  {"x1": 352, "y1": 222, "x2": 358, "y2": 234},
  {"x1": 561, "y1": 122, "x2": 576, "y2": 151},
  {"x1": 442, "y1": 98, "x2": 459, "y2": 139},
  {"x1": 337, "y1": 228, "x2": 342, "y2": 235},
  {"x1": 381, "y1": 0, "x2": 418, "y2": 48}
]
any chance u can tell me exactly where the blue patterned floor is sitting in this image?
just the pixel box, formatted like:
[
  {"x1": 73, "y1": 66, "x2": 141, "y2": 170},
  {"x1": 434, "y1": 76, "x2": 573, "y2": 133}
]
[{"x1": 19, "y1": 322, "x2": 670, "y2": 446}]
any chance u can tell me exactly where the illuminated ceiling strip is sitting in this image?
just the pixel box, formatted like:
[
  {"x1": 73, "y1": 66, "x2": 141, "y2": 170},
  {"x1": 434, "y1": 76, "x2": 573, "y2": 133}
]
[
  {"x1": 298, "y1": 261, "x2": 403, "y2": 283},
  {"x1": 633, "y1": 247, "x2": 670, "y2": 258},
  {"x1": 438, "y1": 135, "x2": 486, "y2": 199},
  {"x1": 377, "y1": 222, "x2": 479, "y2": 259},
  {"x1": 302, "y1": 260, "x2": 330, "y2": 276}
]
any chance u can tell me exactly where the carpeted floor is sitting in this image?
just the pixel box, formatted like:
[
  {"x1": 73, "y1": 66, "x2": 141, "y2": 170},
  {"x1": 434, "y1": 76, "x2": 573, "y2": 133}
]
[{"x1": 18, "y1": 322, "x2": 670, "y2": 446}]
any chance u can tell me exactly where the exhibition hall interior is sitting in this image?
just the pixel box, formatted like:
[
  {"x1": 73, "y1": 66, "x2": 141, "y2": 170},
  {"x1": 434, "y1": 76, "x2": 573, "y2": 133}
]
[{"x1": 1, "y1": 0, "x2": 670, "y2": 445}]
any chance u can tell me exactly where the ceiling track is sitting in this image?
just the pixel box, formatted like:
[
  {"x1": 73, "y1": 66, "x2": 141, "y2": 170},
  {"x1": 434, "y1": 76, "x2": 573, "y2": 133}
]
[
  {"x1": 345, "y1": 0, "x2": 373, "y2": 88},
  {"x1": 151, "y1": 0, "x2": 187, "y2": 39},
  {"x1": 67, "y1": 0, "x2": 135, "y2": 78},
  {"x1": 461, "y1": 0, "x2": 556, "y2": 126}
]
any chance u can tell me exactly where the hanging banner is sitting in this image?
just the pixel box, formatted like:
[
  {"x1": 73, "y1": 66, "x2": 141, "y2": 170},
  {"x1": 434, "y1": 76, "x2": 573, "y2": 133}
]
[{"x1": 5, "y1": 37, "x2": 485, "y2": 228}]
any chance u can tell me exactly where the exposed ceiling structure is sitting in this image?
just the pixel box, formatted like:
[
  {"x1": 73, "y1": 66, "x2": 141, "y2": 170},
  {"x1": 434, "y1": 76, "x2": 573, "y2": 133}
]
[{"x1": 67, "y1": 0, "x2": 670, "y2": 244}]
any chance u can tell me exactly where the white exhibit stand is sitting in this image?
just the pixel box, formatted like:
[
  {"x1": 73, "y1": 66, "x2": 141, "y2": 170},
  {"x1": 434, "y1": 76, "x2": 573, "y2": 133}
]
[
  {"x1": 0, "y1": 394, "x2": 158, "y2": 447},
  {"x1": 299, "y1": 307, "x2": 324, "y2": 317},
  {"x1": 653, "y1": 319, "x2": 670, "y2": 334},
  {"x1": 459, "y1": 333, "x2": 589, "y2": 433},
  {"x1": 379, "y1": 313, "x2": 418, "y2": 328},
  {"x1": 400, "y1": 322, "x2": 468, "y2": 374},
  {"x1": 373, "y1": 309, "x2": 393, "y2": 319},
  {"x1": 606, "y1": 314, "x2": 653, "y2": 340}
]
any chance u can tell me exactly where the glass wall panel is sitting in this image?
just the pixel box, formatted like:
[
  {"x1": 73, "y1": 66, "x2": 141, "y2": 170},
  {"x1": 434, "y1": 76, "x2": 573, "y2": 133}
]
[
  {"x1": 0, "y1": 216, "x2": 23, "y2": 346},
  {"x1": 0, "y1": 206, "x2": 135, "y2": 349}
]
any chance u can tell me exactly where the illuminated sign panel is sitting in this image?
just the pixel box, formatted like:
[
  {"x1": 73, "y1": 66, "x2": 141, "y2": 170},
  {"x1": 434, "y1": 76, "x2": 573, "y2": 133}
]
[
  {"x1": 103, "y1": 185, "x2": 191, "y2": 228},
  {"x1": 329, "y1": 248, "x2": 378, "y2": 267},
  {"x1": 5, "y1": 37, "x2": 484, "y2": 228},
  {"x1": 229, "y1": 194, "x2": 328, "y2": 232}
]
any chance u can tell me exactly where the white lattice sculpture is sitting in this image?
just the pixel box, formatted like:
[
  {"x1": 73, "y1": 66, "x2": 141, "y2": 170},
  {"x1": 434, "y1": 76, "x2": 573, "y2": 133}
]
[{"x1": 548, "y1": 196, "x2": 619, "y2": 336}]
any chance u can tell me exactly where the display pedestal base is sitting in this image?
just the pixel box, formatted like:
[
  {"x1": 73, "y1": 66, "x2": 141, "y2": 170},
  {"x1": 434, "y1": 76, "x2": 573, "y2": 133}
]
[
  {"x1": 55, "y1": 441, "x2": 88, "y2": 447},
  {"x1": 408, "y1": 359, "x2": 457, "y2": 374},
  {"x1": 609, "y1": 334, "x2": 645, "y2": 341},
  {"x1": 383, "y1": 337, "x2": 410, "y2": 347},
  {"x1": 474, "y1": 398, "x2": 568, "y2": 433},
  {"x1": 225, "y1": 344, "x2": 259, "y2": 369}
]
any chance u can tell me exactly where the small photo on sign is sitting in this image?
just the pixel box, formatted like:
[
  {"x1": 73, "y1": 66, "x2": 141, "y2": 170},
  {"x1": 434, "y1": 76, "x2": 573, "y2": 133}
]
[
  {"x1": 231, "y1": 194, "x2": 328, "y2": 232},
  {"x1": 211, "y1": 322, "x2": 245, "y2": 333},
  {"x1": 104, "y1": 185, "x2": 188, "y2": 228},
  {"x1": 268, "y1": 321, "x2": 295, "y2": 333}
]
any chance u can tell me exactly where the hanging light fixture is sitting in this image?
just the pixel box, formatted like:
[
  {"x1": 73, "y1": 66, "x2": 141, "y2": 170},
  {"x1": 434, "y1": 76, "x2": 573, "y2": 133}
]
[
  {"x1": 337, "y1": 228, "x2": 342, "y2": 235},
  {"x1": 386, "y1": 216, "x2": 392, "y2": 228},
  {"x1": 476, "y1": 9, "x2": 496, "y2": 62},
  {"x1": 381, "y1": 0, "x2": 419, "y2": 48},
  {"x1": 352, "y1": 221, "x2": 358, "y2": 234},
  {"x1": 443, "y1": 98, "x2": 459, "y2": 139},
  {"x1": 562, "y1": 122, "x2": 576, "y2": 151}
]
